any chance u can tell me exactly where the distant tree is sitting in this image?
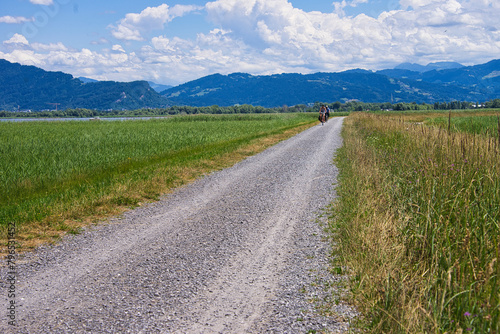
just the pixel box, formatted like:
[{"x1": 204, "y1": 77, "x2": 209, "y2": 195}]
[{"x1": 331, "y1": 101, "x2": 342, "y2": 110}]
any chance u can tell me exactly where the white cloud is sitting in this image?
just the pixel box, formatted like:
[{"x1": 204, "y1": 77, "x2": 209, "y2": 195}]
[
  {"x1": 1, "y1": 49, "x2": 43, "y2": 66},
  {"x1": 31, "y1": 42, "x2": 68, "y2": 52},
  {"x1": 109, "y1": 4, "x2": 201, "y2": 41},
  {"x1": 109, "y1": 23, "x2": 143, "y2": 42},
  {"x1": 1, "y1": 0, "x2": 500, "y2": 86},
  {"x1": 3, "y1": 34, "x2": 30, "y2": 46},
  {"x1": 0, "y1": 16, "x2": 33, "y2": 24},
  {"x1": 351, "y1": 0, "x2": 369, "y2": 6},
  {"x1": 204, "y1": 0, "x2": 394, "y2": 71},
  {"x1": 91, "y1": 38, "x2": 111, "y2": 46},
  {"x1": 399, "y1": 0, "x2": 442, "y2": 9},
  {"x1": 30, "y1": 0, "x2": 54, "y2": 5},
  {"x1": 203, "y1": 0, "x2": 500, "y2": 72},
  {"x1": 112, "y1": 44, "x2": 126, "y2": 53},
  {"x1": 333, "y1": 0, "x2": 370, "y2": 15}
]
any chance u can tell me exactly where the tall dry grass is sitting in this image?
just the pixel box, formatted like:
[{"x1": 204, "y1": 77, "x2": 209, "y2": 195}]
[{"x1": 330, "y1": 112, "x2": 499, "y2": 333}]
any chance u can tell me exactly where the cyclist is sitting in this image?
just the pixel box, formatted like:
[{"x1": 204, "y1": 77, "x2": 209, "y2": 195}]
[{"x1": 319, "y1": 105, "x2": 327, "y2": 125}]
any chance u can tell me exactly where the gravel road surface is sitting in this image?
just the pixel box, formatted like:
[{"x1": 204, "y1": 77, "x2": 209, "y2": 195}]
[{"x1": 1, "y1": 117, "x2": 356, "y2": 333}]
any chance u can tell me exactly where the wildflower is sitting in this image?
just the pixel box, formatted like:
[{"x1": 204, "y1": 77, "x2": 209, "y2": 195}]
[{"x1": 464, "y1": 312, "x2": 471, "y2": 317}]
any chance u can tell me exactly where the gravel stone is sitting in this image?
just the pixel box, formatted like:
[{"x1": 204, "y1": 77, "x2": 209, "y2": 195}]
[{"x1": 1, "y1": 117, "x2": 357, "y2": 333}]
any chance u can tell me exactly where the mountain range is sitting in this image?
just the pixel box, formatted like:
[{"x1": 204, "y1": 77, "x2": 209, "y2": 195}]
[
  {"x1": 394, "y1": 61, "x2": 464, "y2": 72},
  {"x1": 1, "y1": 58, "x2": 499, "y2": 111},
  {"x1": 0, "y1": 60, "x2": 167, "y2": 111}
]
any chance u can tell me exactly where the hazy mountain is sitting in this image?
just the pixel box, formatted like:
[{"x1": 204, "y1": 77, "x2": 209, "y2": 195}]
[
  {"x1": 1, "y1": 58, "x2": 499, "y2": 110},
  {"x1": 148, "y1": 81, "x2": 173, "y2": 92},
  {"x1": 377, "y1": 59, "x2": 500, "y2": 96},
  {"x1": 78, "y1": 76, "x2": 99, "y2": 83},
  {"x1": 0, "y1": 60, "x2": 168, "y2": 110},
  {"x1": 160, "y1": 68, "x2": 488, "y2": 107},
  {"x1": 395, "y1": 61, "x2": 464, "y2": 72},
  {"x1": 78, "y1": 77, "x2": 173, "y2": 93}
]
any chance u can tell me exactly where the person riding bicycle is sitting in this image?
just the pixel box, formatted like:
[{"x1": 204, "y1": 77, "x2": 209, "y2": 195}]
[{"x1": 319, "y1": 105, "x2": 327, "y2": 125}]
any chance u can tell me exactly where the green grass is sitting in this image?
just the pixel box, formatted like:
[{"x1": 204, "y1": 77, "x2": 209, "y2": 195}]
[
  {"x1": 329, "y1": 112, "x2": 500, "y2": 333},
  {"x1": 427, "y1": 114, "x2": 500, "y2": 137},
  {"x1": 1, "y1": 113, "x2": 317, "y2": 250}
]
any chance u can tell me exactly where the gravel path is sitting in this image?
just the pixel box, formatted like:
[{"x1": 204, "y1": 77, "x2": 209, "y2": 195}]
[{"x1": 1, "y1": 117, "x2": 356, "y2": 333}]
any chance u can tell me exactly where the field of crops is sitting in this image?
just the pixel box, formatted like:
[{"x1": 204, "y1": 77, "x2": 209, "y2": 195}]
[
  {"x1": 330, "y1": 110, "x2": 500, "y2": 333},
  {"x1": 0, "y1": 113, "x2": 316, "y2": 250}
]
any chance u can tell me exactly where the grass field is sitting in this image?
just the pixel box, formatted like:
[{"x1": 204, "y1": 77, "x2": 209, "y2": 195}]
[
  {"x1": 1, "y1": 113, "x2": 317, "y2": 253},
  {"x1": 427, "y1": 114, "x2": 500, "y2": 138},
  {"x1": 329, "y1": 111, "x2": 500, "y2": 333}
]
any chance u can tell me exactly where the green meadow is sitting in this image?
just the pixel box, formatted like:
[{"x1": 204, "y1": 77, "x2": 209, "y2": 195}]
[
  {"x1": 1, "y1": 113, "x2": 316, "y2": 250},
  {"x1": 428, "y1": 114, "x2": 500, "y2": 138},
  {"x1": 330, "y1": 111, "x2": 500, "y2": 333}
]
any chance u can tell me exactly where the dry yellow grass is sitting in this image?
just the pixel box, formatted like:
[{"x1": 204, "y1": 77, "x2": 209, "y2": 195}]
[{"x1": 330, "y1": 112, "x2": 500, "y2": 333}]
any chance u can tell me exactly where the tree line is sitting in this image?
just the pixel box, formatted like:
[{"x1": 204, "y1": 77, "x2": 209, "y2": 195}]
[{"x1": 2, "y1": 99, "x2": 500, "y2": 118}]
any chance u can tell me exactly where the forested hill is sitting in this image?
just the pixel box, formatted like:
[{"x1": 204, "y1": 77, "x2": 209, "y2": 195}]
[
  {"x1": 0, "y1": 59, "x2": 168, "y2": 111},
  {"x1": 1, "y1": 58, "x2": 500, "y2": 110},
  {"x1": 161, "y1": 59, "x2": 500, "y2": 107},
  {"x1": 160, "y1": 71, "x2": 479, "y2": 107},
  {"x1": 377, "y1": 59, "x2": 500, "y2": 92}
]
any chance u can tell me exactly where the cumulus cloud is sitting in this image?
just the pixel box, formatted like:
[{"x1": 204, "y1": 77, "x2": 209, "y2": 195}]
[
  {"x1": 0, "y1": 16, "x2": 33, "y2": 24},
  {"x1": 204, "y1": 0, "x2": 395, "y2": 71},
  {"x1": 30, "y1": 0, "x2": 54, "y2": 5},
  {"x1": 1, "y1": 0, "x2": 500, "y2": 85},
  {"x1": 3, "y1": 34, "x2": 30, "y2": 46},
  {"x1": 0, "y1": 49, "x2": 43, "y2": 66},
  {"x1": 334, "y1": 0, "x2": 370, "y2": 15},
  {"x1": 109, "y1": 4, "x2": 201, "y2": 41},
  {"x1": 91, "y1": 38, "x2": 111, "y2": 46},
  {"x1": 0, "y1": 34, "x2": 141, "y2": 82},
  {"x1": 31, "y1": 42, "x2": 68, "y2": 52},
  {"x1": 112, "y1": 44, "x2": 126, "y2": 53},
  {"x1": 376, "y1": 0, "x2": 500, "y2": 65},
  {"x1": 203, "y1": 0, "x2": 500, "y2": 72},
  {"x1": 399, "y1": 0, "x2": 441, "y2": 9}
]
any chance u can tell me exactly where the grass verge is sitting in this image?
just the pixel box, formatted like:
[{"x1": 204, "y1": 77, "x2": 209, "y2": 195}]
[{"x1": 328, "y1": 112, "x2": 499, "y2": 333}]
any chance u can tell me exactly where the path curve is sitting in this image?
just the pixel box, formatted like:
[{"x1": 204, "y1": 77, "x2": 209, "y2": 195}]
[{"x1": 1, "y1": 117, "x2": 356, "y2": 333}]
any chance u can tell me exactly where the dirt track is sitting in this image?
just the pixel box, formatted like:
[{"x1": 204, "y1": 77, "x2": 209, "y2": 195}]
[{"x1": 1, "y1": 117, "x2": 356, "y2": 333}]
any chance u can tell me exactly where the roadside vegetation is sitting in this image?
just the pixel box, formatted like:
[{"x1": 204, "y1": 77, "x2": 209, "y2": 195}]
[
  {"x1": 0, "y1": 113, "x2": 318, "y2": 254},
  {"x1": 329, "y1": 110, "x2": 500, "y2": 333}
]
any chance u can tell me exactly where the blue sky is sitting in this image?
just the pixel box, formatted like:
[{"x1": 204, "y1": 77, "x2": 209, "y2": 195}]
[{"x1": 1, "y1": 0, "x2": 499, "y2": 85}]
